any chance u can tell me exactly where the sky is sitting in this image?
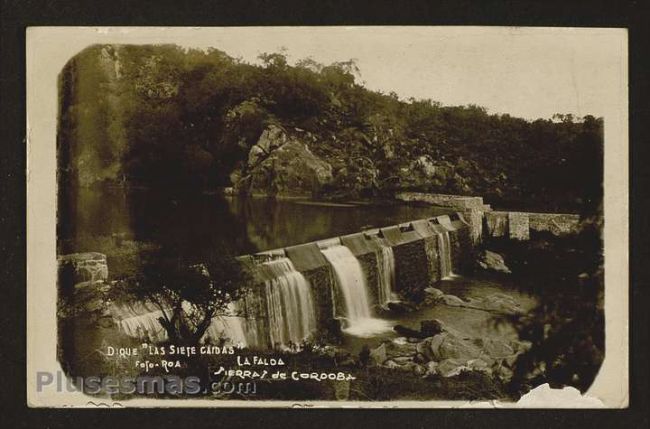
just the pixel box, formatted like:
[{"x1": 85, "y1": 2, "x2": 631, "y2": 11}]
[
  {"x1": 172, "y1": 27, "x2": 626, "y2": 121},
  {"x1": 49, "y1": 26, "x2": 627, "y2": 121}
]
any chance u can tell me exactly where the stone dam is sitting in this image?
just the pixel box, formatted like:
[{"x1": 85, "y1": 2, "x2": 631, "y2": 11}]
[
  {"x1": 60, "y1": 211, "x2": 474, "y2": 351},
  {"x1": 58, "y1": 193, "x2": 582, "y2": 352}
]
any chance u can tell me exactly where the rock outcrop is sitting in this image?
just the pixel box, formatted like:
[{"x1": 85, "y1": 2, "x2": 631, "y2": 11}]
[
  {"x1": 395, "y1": 156, "x2": 459, "y2": 191},
  {"x1": 477, "y1": 250, "x2": 511, "y2": 273},
  {"x1": 232, "y1": 125, "x2": 334, "y2": 197},
  {"x1": 59, "y1": 46, "x2": 128, "y2": 186},
  {"x1": 424, "y1": 287, "x2": 524, "y2": 315},
  {"x1": 372, "y1": 319, "x2": 530, "y2": 381}
]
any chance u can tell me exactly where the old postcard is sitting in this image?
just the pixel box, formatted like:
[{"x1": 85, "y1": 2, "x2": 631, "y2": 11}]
[{"x1": 26, "y1": 26, "x2": 628, "y2": 407}]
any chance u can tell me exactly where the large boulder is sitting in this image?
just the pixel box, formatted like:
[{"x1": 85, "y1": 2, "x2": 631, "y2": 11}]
[
  {"x1": 422, "y1": 327, "x2": 526, "y2": 380},
  {"x1": 424, "y1": 287, "x2": 445, "y2": 301},
  {"x1": 396, "y1": 156, "x2": 454, "y2": 189},
  {"x1": 429, "y1": 331, "x2": 483, "y2": 361},
  {"x1": 382, "y1": 316, "x2": 528, "y2": 382},
  {"x1": 236, "y1": 126, "x2": 333, "y2": 197},
  {"x1": 474, "y1": 337, "x2": 515, "y2": 359},
  {"x1": 432, "y1": 287, "x2": 525, "y2": 316},
  {"x1": 255, "y1": 125, "x2": 288, "y2": 154},
  {"x1": 440, "y1": 294, "x2": 465, "y2": 307},
  {"x1": 420, "y1": 319, "x2": 444, "y2": 337},
  {"x1": 384, "y1": 337, "x2": 417, "y2": 359},
  {"x1": 393, "y1": 324, "x2": 427, "y2": 339},
  {"x1": 387, "y1": 301, "x2": 417, "y2": 314},
  {"x1": 369, "y1": 342, "x2": 387, "y2": 366},
  {"x1": 477, "y1": 250, "x2": 511, "y2": 274},
  {"x1": 465, "y1": 293, "x2": 525, "y2": 315}
]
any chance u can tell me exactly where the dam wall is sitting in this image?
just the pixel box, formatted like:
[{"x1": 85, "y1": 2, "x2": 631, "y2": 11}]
[
  {"x1": 58, "y1": 212, "x2": 474, "y2": 352},
  {"x1": 395, "y1": 192, "x2": 582, "y2": 242},
  {"x1": 395, "y1": 192, "x2": 490, "y2": 244},
  {"x1": 241, "y1": 212, "x2": 473, "y2": 348},
  {"x1": 484, "y1": 211, "x2": 581, "y2": 240}
]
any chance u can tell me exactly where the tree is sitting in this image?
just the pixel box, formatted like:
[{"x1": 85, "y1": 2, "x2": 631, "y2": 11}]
[
  {"x1": 60, "y1": 44, "x2": 605, "y2": 212},
  {"x1": 114, "y1": 247, "x2": 253, "y2": 345}
]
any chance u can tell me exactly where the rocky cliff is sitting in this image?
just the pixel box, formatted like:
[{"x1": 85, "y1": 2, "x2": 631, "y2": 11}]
[
  {"x1": 58, "y1": 45, "x2": 127, "y2": 187},
  {"x1": 231, "y1": 125, "x2": 333, "y2": 197}
]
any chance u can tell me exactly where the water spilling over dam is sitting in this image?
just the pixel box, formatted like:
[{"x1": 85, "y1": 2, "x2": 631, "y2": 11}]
[
  {"x1": 113, "y1": 301, "x2": 256, "y2": 347},
  {"x1": 321, "y1": 244, "x2": 392, "y2": 337},
  {"x1": 203, "y1": 302, "x2": 258, "y2": 347},
  {"x1": 75, "y1": 212, "x2": 472, "y2": 350},
  {"x1": 377, "y1": 244, "x2": 396, "y2": 307},
  {"x1": 437, "y1": 231, "x2": 454, "y2": 279},
  {"x1": 321, "y1": 245, "x2": 371, "y2": 320},
  {"x1": 262, "y1": 257, "x2": 317, "y2": 349},
  {"x1": 115, "y1": 303, "x2": 168, "y2": 343}
]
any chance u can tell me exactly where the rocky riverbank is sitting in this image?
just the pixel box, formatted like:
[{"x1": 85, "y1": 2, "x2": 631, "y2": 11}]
[{"x1": 369, "y1": 318, "x2": 530, "y2": 381}]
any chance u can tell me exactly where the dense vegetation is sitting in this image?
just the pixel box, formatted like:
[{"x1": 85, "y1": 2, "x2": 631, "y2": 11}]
[
  {"x1": 58, "y1": 44, "x2": 603, "y2": 213},
  {"x1": 484, "y1": 210, "x2": 604, "y2": 394}
]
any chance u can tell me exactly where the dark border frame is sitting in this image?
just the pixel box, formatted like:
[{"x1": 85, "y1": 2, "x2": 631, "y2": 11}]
[{"x1": 1, "y1": 0, "x2": 648, "y2": 427}]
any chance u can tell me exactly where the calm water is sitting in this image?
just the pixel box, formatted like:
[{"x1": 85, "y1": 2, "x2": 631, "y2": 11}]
[{"x1": 58, "y1": 186, "x2": 453, "y2": 258}]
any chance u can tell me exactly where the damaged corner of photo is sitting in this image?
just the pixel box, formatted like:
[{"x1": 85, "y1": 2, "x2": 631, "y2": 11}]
[{"x1": 26, "y1": 26, "x2": 629, "y2": 408}]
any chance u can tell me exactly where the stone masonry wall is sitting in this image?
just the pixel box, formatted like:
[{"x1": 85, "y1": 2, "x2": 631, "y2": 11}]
[
  {"x1": 357, "y1": 252, "x2": 380, "y2": 308},
  {"x1": 395, "y1": 192, "x2": 490, "y2": 244},
  {"x1": 449, "y1": 231, "x2": 463, "y2": 271},
  {"x1": 396, "y1": 192, "x2": 582, "y2": 243},
  {"x1": 395, "y1": 192, "x2": 487, "y2": 210},
  {"x1": 393, "y1": 240, "x2": 430, "y2": 300},
  {"x1": 485, "y1": 211, "x2": 581, "y2": 240},
  {"x1": 422, "y1": 235, "x2": 440, "y2": 284},
  {"x1": 62, "y1": 213, "x2": 475, "y2": 351},
  {"x1": 452, "y1": 225, "x2": 475, "y2": 272},
  {"x1": 302, "y1": 265, "x2": 338, "y2": 337}
]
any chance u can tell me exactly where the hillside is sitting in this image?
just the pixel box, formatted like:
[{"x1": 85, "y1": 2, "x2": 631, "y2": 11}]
[{"x1": 57, "y1": 44, "x2": 603, "y2": 213}]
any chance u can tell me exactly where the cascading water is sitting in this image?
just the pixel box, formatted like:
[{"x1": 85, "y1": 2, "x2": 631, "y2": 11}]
[
  {"x1": 118, "y1": 308, "x2": 168, "y2": 343},
  {"x1": 321, "y1": 245, "x2": 392, "y2": 337},
  {"x1": 263, "y1": 258, "x2": 317, "y2": 350},
  {"x1": 115, "y1": 301, "x2": 256, "y2": 347},
  {"x1": 203, "y1": 302, "x2": 255, "y2": 348},
  {"x1": 437, "y1": 231, "x2": 454, "y2": 279},
  {"x1": 377, "y1": 245, "x2": 396, "y2": 306}
]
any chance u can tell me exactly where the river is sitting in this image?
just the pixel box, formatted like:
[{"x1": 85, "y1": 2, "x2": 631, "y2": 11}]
[{"x1": 58, "y1": 185, "x2": 453, "y2": 258}]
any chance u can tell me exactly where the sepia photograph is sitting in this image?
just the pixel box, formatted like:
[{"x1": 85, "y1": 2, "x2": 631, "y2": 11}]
[{"x1": 25, "y1": 26, "x2": 628, "y2": 407}]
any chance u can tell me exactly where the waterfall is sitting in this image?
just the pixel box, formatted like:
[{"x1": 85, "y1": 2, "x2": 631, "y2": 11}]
[
  {"x1": 115, "y1": 301, "x2": 257, "y2": 347},
  {"x1": 321, "y1": 245, "x2": 371, "y2": 320},
  {"x1": 203, "y1": 302, "x2": 256, "y2": 348},
  {"x1": 118, "y1": 309, "x2": 168, "y2": 343},
  {"x1": 321, "y1": 245, "x2": 392, "y2": 337},
  {"x1": 377, "y1": 245, "x2": 396, "y2": 306},
  {"x1": 437, "y1": 231, "x2": 454, "y2": 279},
  {"x1": 263, "y1": 258, "x2": 317, "y2": 350}
]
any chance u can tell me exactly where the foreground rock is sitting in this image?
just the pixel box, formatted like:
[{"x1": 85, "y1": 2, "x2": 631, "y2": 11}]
[
  {"x1": 465, "y1": 294, "x2": 525, "y2": 315},
  {"x1": 424, "y1": 287, "x2": 524, "y2": 315},
  {"x1": 387, "y1": 301, "x2": 417, "y2": 314},
  {"x1": 477, "y1": 250, "x2": 511, "y2": 273},
  {"x1": 393, "y1": 319, "x2": 444, "y2": 341},
  {"x1": 372, "y1": 319, "x2": 530, "y2": 381}
]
